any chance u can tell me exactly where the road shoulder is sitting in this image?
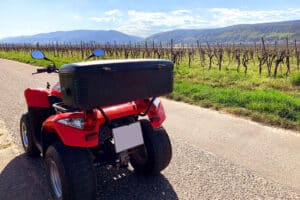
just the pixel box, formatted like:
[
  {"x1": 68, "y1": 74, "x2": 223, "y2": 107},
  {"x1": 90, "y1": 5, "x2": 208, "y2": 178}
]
[{"x1": 0, "y1": 120, "x2": 21, "y2": 171}]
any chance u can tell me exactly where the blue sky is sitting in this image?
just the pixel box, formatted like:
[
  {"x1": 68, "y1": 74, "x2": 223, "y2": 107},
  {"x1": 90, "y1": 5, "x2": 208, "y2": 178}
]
[{"x1": 1, "y1": 0, "x2": 300, "y2": 38}]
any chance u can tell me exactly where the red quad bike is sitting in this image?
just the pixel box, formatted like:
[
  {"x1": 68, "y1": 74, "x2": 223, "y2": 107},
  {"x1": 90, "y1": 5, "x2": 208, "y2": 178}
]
[{"x1": 20, "y1": 49, "x2": 173, "y2": 200}]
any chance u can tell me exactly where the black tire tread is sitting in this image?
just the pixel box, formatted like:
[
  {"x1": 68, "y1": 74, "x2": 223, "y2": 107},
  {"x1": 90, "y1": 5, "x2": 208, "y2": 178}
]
[
  {"x1": 20, "y1": 113, "x2": 40, "y2": 157},
  {"x1": 130, "y1": 120, "x2": 172, "y2": 175},
  {"x1": 45, "y1": 142, "x2": 96, "y2": 200}
]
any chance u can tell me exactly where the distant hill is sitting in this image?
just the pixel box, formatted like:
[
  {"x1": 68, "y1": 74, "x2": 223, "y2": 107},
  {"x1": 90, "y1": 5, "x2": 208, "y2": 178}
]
[
  {"x1": 146, "y1": 20, "x2": 300, "y2": 44},
  {"x1": 1, "y1": 20, "x2": 300, "y2": 44},
  {"x1": 0, "y1": 30, "x2": 142, "y2": 44}
]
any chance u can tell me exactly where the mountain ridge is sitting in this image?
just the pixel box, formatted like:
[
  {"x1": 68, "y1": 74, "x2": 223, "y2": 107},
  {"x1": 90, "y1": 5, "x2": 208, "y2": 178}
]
[
  {"x1": 146, "y1": 20, "x2": 300, "y2": 43},
  {"x1": 1, "y1": 30, "x2": 142, "y2": 44},
  {"x1": 1, "y1": 20, "x2": 300, "y2": 44}
]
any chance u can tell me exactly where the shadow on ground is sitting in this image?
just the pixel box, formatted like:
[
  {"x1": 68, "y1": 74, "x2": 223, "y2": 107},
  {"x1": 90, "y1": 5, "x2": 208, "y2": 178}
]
[
  {"x1": 95, "y1": 165, "x2": 178, "y2": 200},
  {"x1": 0, "y1": 153, "x2": 178, "y2": 200},
  {"x1": 0, "y1": 154, "x2": 52, "y2": 200}
]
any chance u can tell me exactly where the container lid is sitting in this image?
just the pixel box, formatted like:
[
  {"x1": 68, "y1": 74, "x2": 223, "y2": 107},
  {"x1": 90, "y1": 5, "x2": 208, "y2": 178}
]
[{"x1": 59, "y1": 59, "x2": 173, "y2": 73}]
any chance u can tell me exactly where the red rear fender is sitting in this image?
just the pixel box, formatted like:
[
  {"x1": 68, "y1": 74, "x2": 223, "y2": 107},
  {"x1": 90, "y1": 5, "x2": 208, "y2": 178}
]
[
  {"x1": 135, "y1": 98, "x2": 166, "y2": 128},
  {"x1": 42, "y1": 112, "x2": 103, "y2": 147},
  {"x1": 41, "y1": 100, "x2": 165, "y2": 148},
  {"x1": 147, "y1": 99, "x2": 166, "y2": 128}
]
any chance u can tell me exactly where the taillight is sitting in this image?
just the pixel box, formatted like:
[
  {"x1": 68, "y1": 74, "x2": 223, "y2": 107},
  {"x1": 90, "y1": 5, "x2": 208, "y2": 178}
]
[
  {"x1": 58, "y1": 110, "x2": 97, "y2": 130},
  {"x1": 58, "y1": 118, "x2": 85, "y2": 129},
  {"x1": 147, "y1": 99, "x2": 166, "y2": 128}
]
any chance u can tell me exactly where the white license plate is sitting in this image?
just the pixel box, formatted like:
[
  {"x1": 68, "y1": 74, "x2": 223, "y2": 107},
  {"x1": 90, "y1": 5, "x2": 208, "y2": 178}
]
[{"x1": 112, "y1": 122, "x2": 144, "y2": 153}]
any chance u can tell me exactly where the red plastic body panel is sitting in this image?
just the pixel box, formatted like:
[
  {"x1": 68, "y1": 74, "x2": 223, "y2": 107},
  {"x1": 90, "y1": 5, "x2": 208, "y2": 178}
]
[
  {"x1": 50, "y1": 82, "x2": 62, "y2": 98},
  {"x1": 25, "y1": 76, "x2": 167, "y2": 148},
  {"x1": 42, "y1": 112, "x2": 103, "y2": 147},
  {"x1": 147, "y1": 101, "x2": 166, "y2": 128},
  {"x1": 40, "y1": 93, "x2": 166, "y2": 147},
  {"x1": 134, "y1": 99, "x2": 166, "y2": 128},
  {"x1": 102, "y1": 102, "x2": 138, "y2": 120},
  {"x1": 42, "y1": 102, "x2": 142, "y2": 147},
  {"x1": 25, "y1": 88, "x2": 50, "y2": 108},
  {"x1": 51, "y1": 90, "x2": 62, "y2": 98}
]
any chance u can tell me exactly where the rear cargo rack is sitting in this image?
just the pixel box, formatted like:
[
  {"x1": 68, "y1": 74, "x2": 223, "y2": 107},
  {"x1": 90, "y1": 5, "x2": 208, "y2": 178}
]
[{"x1": 53, "y1": 102, "x2": 79, "y2": 113}]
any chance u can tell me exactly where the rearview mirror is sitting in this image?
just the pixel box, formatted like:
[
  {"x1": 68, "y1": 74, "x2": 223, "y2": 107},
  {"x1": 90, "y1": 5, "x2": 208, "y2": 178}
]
[
  {"x1": 31, "y1": 50, "x2": 45, "y2": 60},
  {"x1": 93, "y1": 49, "x2": 105, "y2": 57}
]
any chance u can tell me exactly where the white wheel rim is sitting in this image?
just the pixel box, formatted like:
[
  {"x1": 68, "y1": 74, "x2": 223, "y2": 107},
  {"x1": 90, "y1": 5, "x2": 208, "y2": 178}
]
[
  {"x1": 49, "y1": 160, "x2": 62, "y2": 198},
  {"x1": 21, "y1": 122, "x2": 29, "y2": 148}
]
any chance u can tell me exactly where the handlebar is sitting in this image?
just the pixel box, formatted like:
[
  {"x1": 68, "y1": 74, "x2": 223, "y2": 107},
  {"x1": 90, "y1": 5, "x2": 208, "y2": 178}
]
[
  {"x1": 32, "y1": 65, "x2": 59, "y2": 75},
  {"x1": 37, "y1": 68, "x2": 48, "y2": 73}
]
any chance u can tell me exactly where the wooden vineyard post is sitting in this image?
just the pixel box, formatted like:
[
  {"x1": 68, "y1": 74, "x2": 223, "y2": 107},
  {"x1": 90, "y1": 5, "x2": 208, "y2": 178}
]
[
  {"x1": 295, "y1": 40, "x2": 300, "y2": 71},
  {"x1": 242, "y1": 50, "x2": 250, "y2": 75},
  {"x1": 206, "y1": 42, "x2": 214, "y2": 70},
  {"x1": 274, "y1": 50, "x2": 285, "y2": 78},
  {"x1": 286, "y1": 38, "x2": 290, "y2": 76},
  {"x1": 214, "y1": 44, "x2": 223, "y2": 71},
  {"x1": 235, "y1": 48, "x2": 241, "y2": 72}
]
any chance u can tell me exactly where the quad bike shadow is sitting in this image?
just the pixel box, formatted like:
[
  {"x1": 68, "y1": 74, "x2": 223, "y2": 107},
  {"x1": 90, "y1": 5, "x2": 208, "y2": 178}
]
[
  {"x1": 0, "y1": 153, "x2": 178, "y2": 200},
  {"x1": 95, "y1": 165, "x2": 178, "y2": 200},
  {"x1": 0, "y1": 154, "x2": 52, "y2": 200}
]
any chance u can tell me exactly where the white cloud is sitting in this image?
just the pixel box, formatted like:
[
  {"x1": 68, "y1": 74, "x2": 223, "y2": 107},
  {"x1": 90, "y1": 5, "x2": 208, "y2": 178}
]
[
  {"x1": 209, "y1": 8, "x2": 300, "y2": 27},
  {"x1": 104, "y1": 9, "x2": 121, "y2": 16},
  {"x1": 88, "y1": 8, "x2": 300, "y2": 37},
  {"x1": 90, "y1": 9, "x2": 122, "y2": 23},
  {"x1": 171, "y1": 9, "x2": 192, "y2": 15},
  {"x1": 73, "y1": 15, "x2": 82, "y2": 22},
  {"x1": 90, "y1": 17, "x2": 113, "y2": 23},
  {"x1": 116, "y1": 10, "x2": 207, "y2": 36},
  {"x1": 126, "y1": 10, "x2": 205, "y2": 27}
]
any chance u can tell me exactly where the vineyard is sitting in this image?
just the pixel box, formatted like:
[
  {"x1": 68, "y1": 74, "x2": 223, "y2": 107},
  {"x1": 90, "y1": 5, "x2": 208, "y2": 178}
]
[{"x1": 0, "y1": 39, "x2": 299, "y2": 130}]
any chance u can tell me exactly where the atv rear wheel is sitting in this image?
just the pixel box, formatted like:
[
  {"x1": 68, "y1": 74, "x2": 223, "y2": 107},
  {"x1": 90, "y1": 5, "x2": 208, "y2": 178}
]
[
  {"x1": 45, "y1": 143, "x2": 96, "y2": 200},
  {"x1": 130, "y1": 120, "x2": 172, "y2": 175},
  {"x1": 20, "y1": 113, "x2": 40, "y2": 157}
]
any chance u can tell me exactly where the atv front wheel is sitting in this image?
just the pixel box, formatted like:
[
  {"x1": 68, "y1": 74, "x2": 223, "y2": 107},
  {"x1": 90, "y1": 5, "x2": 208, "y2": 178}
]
[
  {"x1": 20, "y1": 113, "x2": 40, "y2": 157},
  {"x1": 130, "y1": 120, "x2": 172, "y2": 175},
  {"x1": 45, "y1": 143, "x2": 96, "y2": 200}
]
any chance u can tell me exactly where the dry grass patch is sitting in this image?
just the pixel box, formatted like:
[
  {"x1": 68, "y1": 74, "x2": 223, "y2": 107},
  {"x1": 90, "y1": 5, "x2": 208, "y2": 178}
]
[{"x1": 0, "y1": 121, "x2": 13, "y2": 149}]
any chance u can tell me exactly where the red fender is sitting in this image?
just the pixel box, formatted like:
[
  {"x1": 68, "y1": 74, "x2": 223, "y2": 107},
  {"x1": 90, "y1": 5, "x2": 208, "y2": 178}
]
[
  {"x1": 41, "y1": 102, "x2": 140, "y2": 147},
  {"x1": 135, "y1": 98, "x2": 166, "y2": 128},
  {"x1": 41, "y1": 99, "x2": 166, "y2": 147},
  {"x1": 25, "y1": 88, "x2": 50, "y2": 107},
  {"x1": 147, "y1": 99, "x2": 166, "y2": 128},
  {"x1": 42, "y1": 112, "x2": 103, "y2": 147}
]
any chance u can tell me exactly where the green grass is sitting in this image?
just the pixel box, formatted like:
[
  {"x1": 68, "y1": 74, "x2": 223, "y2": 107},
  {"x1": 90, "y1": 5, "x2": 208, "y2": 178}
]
[
  {"x1": 0, "y1": 50, "x2": 81, "y2": 67},
  {"x1": 291, "y1": 73, "x2": 300, "y2": 86},
  {"x1": 1, "y1": 49, "x2": 299, "y2": 131},
  {"x1": 168, "y1": 81, "x2": 300, "y2": 130},
  {"x1": 171, "y1": 56, "x2": 300, "y2": 130}
]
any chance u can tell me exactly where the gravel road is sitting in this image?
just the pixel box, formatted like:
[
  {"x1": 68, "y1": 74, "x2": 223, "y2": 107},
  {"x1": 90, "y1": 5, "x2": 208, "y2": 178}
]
[{"x1": 0, "y1": 59, "x2": 300, "y2": 199}]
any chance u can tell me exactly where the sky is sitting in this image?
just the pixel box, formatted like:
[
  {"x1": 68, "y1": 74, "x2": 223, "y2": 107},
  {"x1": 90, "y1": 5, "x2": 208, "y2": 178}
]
[{"x1": 0, "y1": 0, "x2": 300, "y2": 39}]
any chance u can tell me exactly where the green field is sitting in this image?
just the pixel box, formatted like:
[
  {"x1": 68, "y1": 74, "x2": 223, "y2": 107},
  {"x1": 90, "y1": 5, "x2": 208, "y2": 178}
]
[{"x1": 0, "y1": 49, "x2": 299, "y2": 131}]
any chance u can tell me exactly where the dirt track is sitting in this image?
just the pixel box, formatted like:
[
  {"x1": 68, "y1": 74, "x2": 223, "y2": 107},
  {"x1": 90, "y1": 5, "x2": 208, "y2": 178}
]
[{"x1": 0, "y1": 59, "x2": 300, "y2": 199}]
